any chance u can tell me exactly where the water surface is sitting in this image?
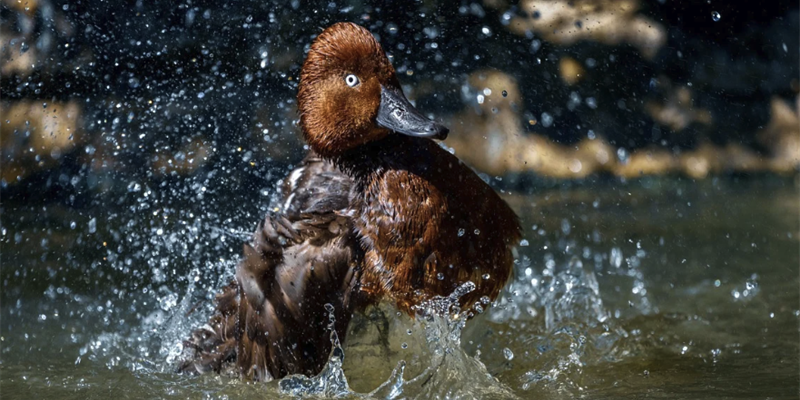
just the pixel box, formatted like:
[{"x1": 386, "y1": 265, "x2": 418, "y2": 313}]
[{"x1": 1, "y1": 177, "x2": 798, "y2": 399}]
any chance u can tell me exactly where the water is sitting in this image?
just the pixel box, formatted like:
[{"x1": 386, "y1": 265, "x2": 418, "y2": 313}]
[{"x1": 1, "y1": 177, "x2": 798, "y2": 399}]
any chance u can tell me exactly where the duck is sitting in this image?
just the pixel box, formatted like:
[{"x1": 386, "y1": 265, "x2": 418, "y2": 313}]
[{"x1": 178, "y1": 22, "x2": 521, "y2": 382}]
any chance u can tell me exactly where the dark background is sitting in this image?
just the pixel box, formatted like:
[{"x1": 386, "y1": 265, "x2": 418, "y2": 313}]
[{"x1": 2, "y1": 0, "x2": 798, "y2": 205}]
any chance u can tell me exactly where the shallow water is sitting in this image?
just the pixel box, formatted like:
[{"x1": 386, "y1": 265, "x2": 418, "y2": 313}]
[{"x1": 1, "y1": 176, "x2": 798, "y2": 399}]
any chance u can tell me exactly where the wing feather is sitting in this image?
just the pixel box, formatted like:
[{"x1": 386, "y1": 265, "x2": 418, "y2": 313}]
[{"x1": 179, "y1": 154, "x2": 365, "y2": 381}]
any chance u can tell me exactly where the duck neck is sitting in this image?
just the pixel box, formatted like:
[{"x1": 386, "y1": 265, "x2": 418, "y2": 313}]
[{"x1": 330, "y1": 135, "x2": 417, "y2": 184}]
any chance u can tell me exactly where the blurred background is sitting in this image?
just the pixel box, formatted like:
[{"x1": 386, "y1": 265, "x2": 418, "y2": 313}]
[
  {"x1": 2, "y1": 0, "x2": 798, "y2": 192},
  {"x1": 1, "y1": 1, "x2": 798, "y2": 399}
]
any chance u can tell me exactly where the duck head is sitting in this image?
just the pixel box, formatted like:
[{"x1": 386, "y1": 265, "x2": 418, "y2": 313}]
[{"x1": 298, "y1": 22, "x2": 448, "y2": 157}]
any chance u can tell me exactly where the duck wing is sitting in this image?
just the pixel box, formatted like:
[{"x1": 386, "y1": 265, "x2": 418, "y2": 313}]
[{"x1": 178, "y1": 154, "x2": 362, "y2": 381}]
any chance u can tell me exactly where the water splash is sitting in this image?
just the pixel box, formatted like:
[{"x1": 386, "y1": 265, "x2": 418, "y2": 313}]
[
  {"x1": 731, "y1": 273, "x2": 760, "y2": 301},
  {"x1": 485, "y1": 254, "x2": 634, "y2": 393},
  {"x1": 278, "y1": 303, "x2": 352, "y2": 397},
  {"x1": 368, "y1": 282, "x2": 517, "y2": 400},
  {"x1": 277, "y1": 283, "x2": 516, "y2": 399},
  {"x1": 542, "y1": 257, "x2": 607, "y2": 331}
]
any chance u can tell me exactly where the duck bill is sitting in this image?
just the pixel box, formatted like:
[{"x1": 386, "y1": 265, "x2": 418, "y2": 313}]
[{"x1": 376, "y1": 86, "x2": 449, "y2": 140}]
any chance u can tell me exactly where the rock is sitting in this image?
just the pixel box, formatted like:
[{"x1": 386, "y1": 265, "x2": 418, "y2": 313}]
[
  {"x1": 614, "y1": 148, "x2": 678, "y2": 178},
  {"x1": 558, "y1": 56, "x2": 585, "y2": 86},
  {"x1": 507, "y1": 0, "x2": 666, "y2": 59},
  {"x1": 151, "y1": 137, "x2": 212, "y2": 177},
  {"x1": 758, "y1": 97, "x2": 800, "y2": 173},
  {"x1": 1, "y1": 101, "x2": 83, "y2": 183},
  {"x1": 645, "y1": 79, "x2": 713, "y2": 132}
]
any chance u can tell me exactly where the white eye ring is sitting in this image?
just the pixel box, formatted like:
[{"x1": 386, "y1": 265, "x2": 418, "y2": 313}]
[{"x1": 345, "y1": 74, "x2": 360, "y2": 87}]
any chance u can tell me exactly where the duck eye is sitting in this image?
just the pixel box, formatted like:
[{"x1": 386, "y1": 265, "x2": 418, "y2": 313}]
[{"x1": 345, "y1": 74, "x2": 360, "y2": 87}]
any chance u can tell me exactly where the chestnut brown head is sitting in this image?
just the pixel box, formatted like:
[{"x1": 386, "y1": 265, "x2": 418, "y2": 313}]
[{"x1": 298, "y1": 22, "x2": 448, "y2": 157}]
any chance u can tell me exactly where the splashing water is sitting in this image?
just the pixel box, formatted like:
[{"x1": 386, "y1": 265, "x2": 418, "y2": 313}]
[
  {"x1": 542, "y1": 257, "x2": 607, "y2": 331},
  {"x1": 365, "y1": 282, "x2": 517, "y2": 400},
  {"x1": 4, "y1": 180, "x2": 797, "y2": 398},
  {"x1": 278, "y1": 304, "x2": 351, "y2": 397},
  {"x1": 276, "y1": 282, "x2": 517, "y2": 399},
  {"x1": 485, "y1": 252, "x2": 635, "y2": 393}
]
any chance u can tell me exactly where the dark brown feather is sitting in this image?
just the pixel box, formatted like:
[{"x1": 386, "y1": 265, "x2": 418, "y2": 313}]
[{"x1": 178, "y1": 155, "x2": 364, "y2": 381}]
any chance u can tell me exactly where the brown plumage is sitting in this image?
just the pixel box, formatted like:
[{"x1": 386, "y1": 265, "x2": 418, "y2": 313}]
[
  {"x1": 178, "y1": 156, "x2": 363, "y2": 380},
  {"x1": 337, "y1": 136, "x2": 520, "y2": 314},
  {"x1": 298, "y1": 23, "x2": 520, "y2": 314},
  {"x1": 179, "y1": 22, "x2": 520, "y2": 381}
]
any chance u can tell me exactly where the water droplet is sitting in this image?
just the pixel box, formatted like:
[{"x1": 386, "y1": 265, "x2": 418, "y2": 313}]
[
  {"x1": 617, "y1": 147, "x2": 629, "y2": 164},
  {"x1": 400, "y1": 342, "x2": 408, "y2": 349},
  {"x1": 711, "y1": 11, "x2": 720, "y2": 21},
  {"x1": 159, "y1": 293, "x2": 178, "y2": 311},
  {"x1": 502, "y1": 90, "x2": 508, "y2": 97},
  {"x1": 561, "y1": 219, "x2": 571, "y2": 235},
  {"x1": 437, "y1": 272, "x2": 445, "y2": 280},
  {"x1": 503, "y1": 348, "x2": 514, "y2": 360},
  {"x1": 531, "y1": 40, "x2": 541, "y2": 53},
  {"x1": 473, "y1": 229, "x2": 480, "y2": 235},
  {"x1": 482, "y1": 273, "x2": 490, "y2": 280},
  {"x1": 540, "y1": 112, "x2": 553, "y2": 127},
  {"x1": 457, "y1": 228, "x2": 465, "y2": 237}
]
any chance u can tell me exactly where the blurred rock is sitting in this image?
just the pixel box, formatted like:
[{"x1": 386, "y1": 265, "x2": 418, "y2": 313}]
[
  {"x1": 507, "y1": 0, "x2": 666, "y2": 59},
  {"x1": 645, "y1": 80, "x2": 713, "y2": 132},
  {"x1": 758, "y1": 97, "x2": 800, "y2": 173},
  {"x1": 1, "y1": 101, "x2": 83, "y2": 183},
  {"x1": 2, "y1": 0, "x2": 38, "y2": 16},
  {"x1": 447, "y1": 69, "x2": 617, "y2": 179},
  {"x1": 720, "y1": 143, "x2": 766, "y2": 173},
  {"x1": 558, "y1": 56, "x2": 585, "y2": 86},
  {"x1": 573, "y1": 137, "x2": 617, "y2": 176},
  {"x1": 614, "y1": 148, "x2": 678, "y2": 178},
  {"x1": 151, "y1": 137, "x2": 212, "y2": 177},
  {"x1": 1, "y1": 0, "x2": 84, "y2": 80},
  {"x1": 1, "y1": 33, "x2": 38, "y2": 78},
  {"x1": 448, "y1": 70, "x2": 791, "y2": 180},
  {"x1": 679, "y1": 143, "x2": 724, "y2": 179}
]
